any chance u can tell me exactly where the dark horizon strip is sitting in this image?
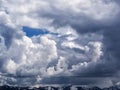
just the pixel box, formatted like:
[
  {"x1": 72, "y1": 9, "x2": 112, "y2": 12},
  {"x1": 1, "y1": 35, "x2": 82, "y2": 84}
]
[{"x1": 0, "y1": 73, "x2": 119, "y2": 78}]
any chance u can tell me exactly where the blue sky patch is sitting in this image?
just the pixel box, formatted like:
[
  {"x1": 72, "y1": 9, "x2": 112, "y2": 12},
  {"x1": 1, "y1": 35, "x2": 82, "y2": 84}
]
[{"x1": 22, "y1": 26, "x2": 49, "y2": 37}]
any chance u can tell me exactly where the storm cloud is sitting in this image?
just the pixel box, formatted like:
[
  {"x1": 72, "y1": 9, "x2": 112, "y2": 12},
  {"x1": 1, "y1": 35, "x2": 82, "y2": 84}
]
[{"x1": 0, "y1": 0, "x2": 120, "y2": 87}]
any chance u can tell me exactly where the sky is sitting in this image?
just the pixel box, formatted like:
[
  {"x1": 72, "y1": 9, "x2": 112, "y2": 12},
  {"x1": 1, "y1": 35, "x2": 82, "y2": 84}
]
[
  {"x1": 0, "y1": 0, "x2": 120, "y2": 88},
  {"x1": 22, "y1": 26, "x2": 49, "y2": 37}
]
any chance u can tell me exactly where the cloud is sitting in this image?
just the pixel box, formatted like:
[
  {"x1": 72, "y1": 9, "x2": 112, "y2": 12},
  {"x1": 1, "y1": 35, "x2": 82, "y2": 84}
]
[
  {"x1": 2, "y1": 0, "x2": 119, "y2": 29},
  {"x1": 0, "y1": 0, "x2": 120, "y2": 87},
  {"x1": 0, "y1": 32, "x2": 58, "y2": 75},
  {"x1": 0, "y1": 12, "x2": 58, "y2": 85}
]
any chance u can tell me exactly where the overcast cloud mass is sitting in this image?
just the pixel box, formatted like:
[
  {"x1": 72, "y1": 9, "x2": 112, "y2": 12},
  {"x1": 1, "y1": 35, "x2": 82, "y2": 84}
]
[{"x1": 0, "y1": 0, "x2": 120, "y2": 88}]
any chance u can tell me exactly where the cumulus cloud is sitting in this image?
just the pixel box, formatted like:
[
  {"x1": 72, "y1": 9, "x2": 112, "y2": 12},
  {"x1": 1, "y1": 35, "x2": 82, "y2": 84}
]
[
  {"x1": 1, "y1": 0, "x2": 120, "y2": 29},
  {"x1": 0, "y1": 0, "x2": 120, "y2": 87}
]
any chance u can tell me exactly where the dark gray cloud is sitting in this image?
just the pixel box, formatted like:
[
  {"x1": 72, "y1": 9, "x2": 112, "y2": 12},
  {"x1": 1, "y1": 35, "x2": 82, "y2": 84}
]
[
  {"x1": 40, "y1": 0, "x2": 120, "y2": 85},
  {"x1": 0, "y1": 25, "x2": 23, "y2": 48},
  {"x1": 103, "y1": 28, "x2": 120, "y2": 74},
  {"x1": 48, "y1": 0, "x2": 120, "y2": 78}
]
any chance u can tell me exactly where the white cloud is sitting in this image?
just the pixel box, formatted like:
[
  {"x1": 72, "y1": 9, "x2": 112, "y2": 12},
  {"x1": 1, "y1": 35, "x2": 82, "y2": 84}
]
[
  {"x1": 61, "y1": 41, "x2": 85, "y2": 50},
  {"x1": 69, "y1": 41, "x2": 103, "y2": 74},
  {"x1": 6, "y1": 35, "x2": 58, "y2": 76},
  {"x1": 86, "y1": 41, "x2": 103, "y2": 62},
  {"x1": 6, "y1": 59, "x2": 17, "y2": 74},
  {"x1": 1, "y1": 0, "x2": 119, "y2": 29}
]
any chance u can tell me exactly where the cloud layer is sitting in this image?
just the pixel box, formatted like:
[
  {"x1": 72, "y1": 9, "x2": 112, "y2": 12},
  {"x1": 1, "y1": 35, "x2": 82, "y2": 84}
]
[{"x1": 0, "y1": 0, "x2": 120, "y2": 87}]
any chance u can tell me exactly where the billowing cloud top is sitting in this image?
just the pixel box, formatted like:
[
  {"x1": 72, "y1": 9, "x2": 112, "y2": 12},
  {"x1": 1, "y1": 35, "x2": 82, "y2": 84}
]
[{"x1": 0, "y1": 0, "x2": 120, "y2": 87}]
